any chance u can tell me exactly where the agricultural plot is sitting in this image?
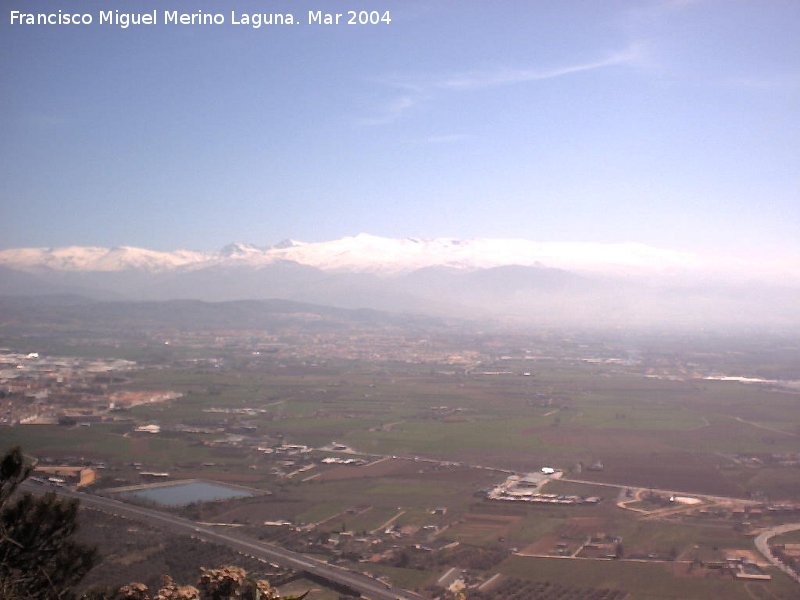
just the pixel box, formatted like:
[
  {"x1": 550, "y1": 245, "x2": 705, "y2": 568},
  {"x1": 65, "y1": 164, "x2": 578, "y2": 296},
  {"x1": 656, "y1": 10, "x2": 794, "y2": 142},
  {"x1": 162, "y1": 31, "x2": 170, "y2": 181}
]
[
  {"x1": 470, "y1": 578, "x2": 627, "y2": 600},
  {"x1": 446, "y1": 514, "x2": 522, "y2": 545}
]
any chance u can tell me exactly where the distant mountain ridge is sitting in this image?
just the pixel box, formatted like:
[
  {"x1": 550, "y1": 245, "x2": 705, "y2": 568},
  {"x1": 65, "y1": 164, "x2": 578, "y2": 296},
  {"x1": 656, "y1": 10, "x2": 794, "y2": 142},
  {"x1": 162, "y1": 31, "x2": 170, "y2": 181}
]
[
  {"x1": 0, "y1": 296, "x2": 443, "y2": 332},
  {"x1": 0, "y1": 234, "x2": 697, "y2": 276}
]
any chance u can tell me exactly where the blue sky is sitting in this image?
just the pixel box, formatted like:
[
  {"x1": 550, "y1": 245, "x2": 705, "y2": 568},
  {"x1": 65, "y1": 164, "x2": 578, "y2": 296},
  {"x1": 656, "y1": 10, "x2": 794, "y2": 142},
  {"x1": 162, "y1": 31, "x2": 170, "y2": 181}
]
[{"x1": 1, "y1": 0, "x2": 798, "y2": 258}]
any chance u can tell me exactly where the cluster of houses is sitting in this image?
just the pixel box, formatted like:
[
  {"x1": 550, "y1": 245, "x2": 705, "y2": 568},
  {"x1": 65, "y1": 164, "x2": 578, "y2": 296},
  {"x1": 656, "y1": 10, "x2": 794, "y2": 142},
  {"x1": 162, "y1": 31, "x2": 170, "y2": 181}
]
[{"x1": 1, "y1": 350, "x2": 138, "y2": 425}]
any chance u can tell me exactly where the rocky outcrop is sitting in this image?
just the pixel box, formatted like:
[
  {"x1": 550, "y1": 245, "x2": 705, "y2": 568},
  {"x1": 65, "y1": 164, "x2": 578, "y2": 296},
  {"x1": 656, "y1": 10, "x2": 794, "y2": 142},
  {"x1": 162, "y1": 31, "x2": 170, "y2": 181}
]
[
  {"x1": 198, "y1": 567, "x2": 281, "y2": 599},
  {"x1": 111, "y1": 567, "x2": 287, "y2": 600},
  {"x1": 154, "y1": 576, "x2": 200, "y2": 600},
  {"x1": 118, "y1": 583, "x2": 151, "y2": 600}
]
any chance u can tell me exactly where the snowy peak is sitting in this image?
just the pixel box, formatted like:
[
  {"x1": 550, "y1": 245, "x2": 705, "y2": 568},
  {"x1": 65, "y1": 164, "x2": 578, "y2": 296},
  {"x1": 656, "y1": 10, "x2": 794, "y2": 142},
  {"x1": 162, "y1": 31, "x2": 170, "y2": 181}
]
[
  {"x1": 0, "y1": 236, "x2": 700, "y2": 276},
  {"x1": 0, "y1": 245, "x2": 210, "y2": 273},
  {"x1": 2, "y1": 235, "x2": 793, "y2": 286},
  {"x1": 260, "y1": 236, "x2": 699, "y2": 276}
]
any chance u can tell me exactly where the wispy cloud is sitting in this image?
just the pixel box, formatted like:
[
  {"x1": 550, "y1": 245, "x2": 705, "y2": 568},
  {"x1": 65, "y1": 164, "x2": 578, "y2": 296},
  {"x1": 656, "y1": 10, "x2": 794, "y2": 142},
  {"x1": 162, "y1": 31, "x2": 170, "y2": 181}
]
[
  {"x1": 362, "y1": 44, "x2": 645, "y2": 125},
  {"x1": 435, "y1": 45, "x2": 645, "y2": 91}
]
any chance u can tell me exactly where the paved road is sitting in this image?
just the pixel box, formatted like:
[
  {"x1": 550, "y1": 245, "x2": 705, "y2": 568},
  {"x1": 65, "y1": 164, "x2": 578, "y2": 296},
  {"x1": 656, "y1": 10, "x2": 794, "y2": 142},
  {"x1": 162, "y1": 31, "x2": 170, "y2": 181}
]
[
  {"x1": 754, "y1": 523, "x2": 800, "y2": 584},
  {"x1": 22, "y1": 482, "x2": 426, "y2": 600},
  {"x1": 562, "y1": 477, "x2": 758, "y2": 505}
]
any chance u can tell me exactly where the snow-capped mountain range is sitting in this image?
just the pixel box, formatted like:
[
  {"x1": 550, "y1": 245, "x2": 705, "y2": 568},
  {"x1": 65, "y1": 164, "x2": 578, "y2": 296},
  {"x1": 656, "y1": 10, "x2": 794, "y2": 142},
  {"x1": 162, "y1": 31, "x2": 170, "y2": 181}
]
[
  {"x1": 1, "y1": 235, "x2": 797, "y2": 328},
  {"x1": 0, "y1": 234, "x2": 698, "y2": 275}
]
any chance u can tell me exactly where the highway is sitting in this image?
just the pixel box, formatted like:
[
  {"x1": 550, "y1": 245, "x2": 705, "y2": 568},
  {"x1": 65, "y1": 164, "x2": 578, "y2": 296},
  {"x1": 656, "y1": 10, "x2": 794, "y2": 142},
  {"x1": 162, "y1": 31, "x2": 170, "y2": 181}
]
[
  {"x1": 21, "y1": 482, "x2": 427, "y2": 600},
  {"x1": 754, "y1": 523, "x2": 800, "y2": 584}
]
